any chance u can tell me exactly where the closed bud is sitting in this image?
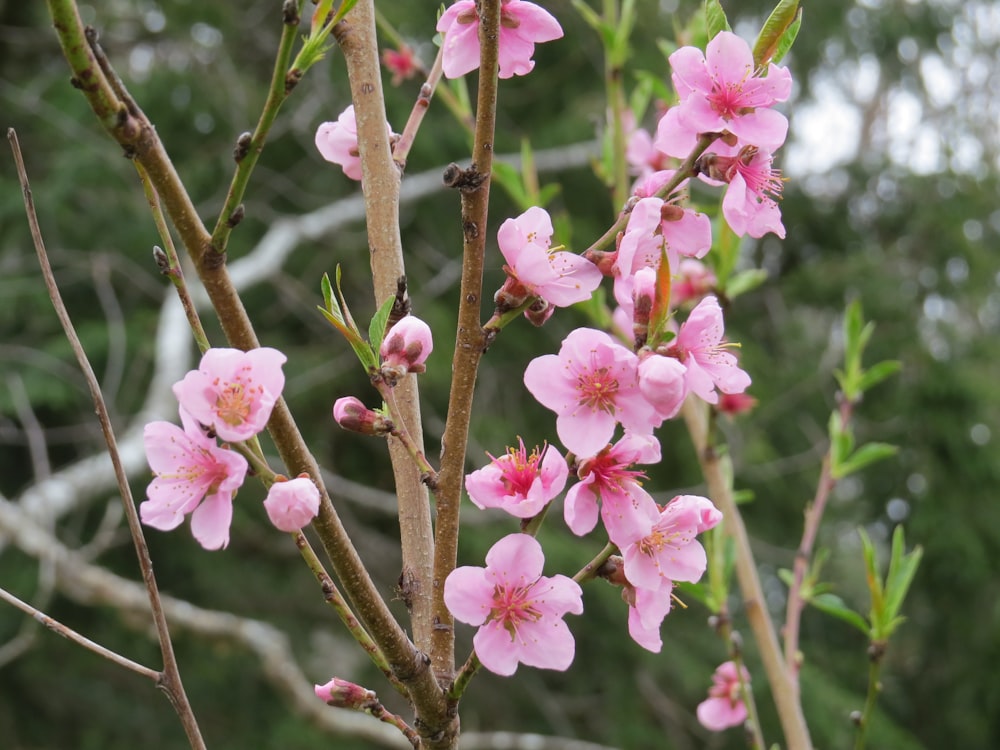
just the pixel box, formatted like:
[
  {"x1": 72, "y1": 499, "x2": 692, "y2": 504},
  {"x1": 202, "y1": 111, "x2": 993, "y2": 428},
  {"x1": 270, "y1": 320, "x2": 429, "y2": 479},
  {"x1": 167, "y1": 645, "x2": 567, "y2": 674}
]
[
  {"x1": 333, "y1": 397, "x2": 393, "y2": 436},
  {"x1": 379, "y1": 316, "x2": 433, "y2": 385},
  {"x1": 263, "y1": 475, "x2": 320, "y2": 532},
  {"x1": 314, "y1": 677, "x2": 377, "y2": 710},
  {"x1": 524, "y1": 299, "x2": 555, "y2": 327},
  {"x1": 638, "y1": 353, "x2": 688, "y2": 420}
]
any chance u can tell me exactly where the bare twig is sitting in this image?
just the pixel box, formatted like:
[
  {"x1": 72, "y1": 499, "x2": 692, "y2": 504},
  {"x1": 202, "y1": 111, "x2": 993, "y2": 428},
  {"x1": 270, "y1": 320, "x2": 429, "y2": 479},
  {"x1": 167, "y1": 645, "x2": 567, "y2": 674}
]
[{"x1": 8, "y1": 126, "x2": 206, "y2": 750}]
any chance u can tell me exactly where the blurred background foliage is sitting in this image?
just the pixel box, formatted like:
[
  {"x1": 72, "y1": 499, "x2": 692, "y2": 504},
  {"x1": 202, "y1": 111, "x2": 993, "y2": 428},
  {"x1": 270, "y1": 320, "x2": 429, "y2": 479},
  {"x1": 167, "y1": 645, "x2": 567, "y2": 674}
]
[{"x1": 1, "y1": 0, "x2": 998, "y2": 748}]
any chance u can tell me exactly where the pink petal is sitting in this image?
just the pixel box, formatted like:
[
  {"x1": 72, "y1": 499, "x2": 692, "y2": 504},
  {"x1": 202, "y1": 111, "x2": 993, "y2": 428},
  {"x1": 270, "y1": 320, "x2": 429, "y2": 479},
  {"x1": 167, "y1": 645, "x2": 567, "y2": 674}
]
[
  {"x1": 506, "y1": 1, "x2": 564, "y2": 42},
  {"x1": 515, "y1": 618, "x2": 575, "y2": 670},
  {"x1": 485, "y1": 533, "x2": 544, "y2": 581},
  {"x1": 697, "y1": 696, "x2": 747, "y2": 731},
  {"x1": 704, "y1": 32, "x2": 754, "y2": 88},
  {"x1": 444, "y1": 566, "x2": 494, "y2": 626},
  {"x1": 473, "y1": 620, "x2": 521, "y2": 675},
  {"x1": 190, "y1": 490, "x2": 234, "y2": 550},
  {"x1": 564, "y1": 481, "x2": 600, "y2": 536}
]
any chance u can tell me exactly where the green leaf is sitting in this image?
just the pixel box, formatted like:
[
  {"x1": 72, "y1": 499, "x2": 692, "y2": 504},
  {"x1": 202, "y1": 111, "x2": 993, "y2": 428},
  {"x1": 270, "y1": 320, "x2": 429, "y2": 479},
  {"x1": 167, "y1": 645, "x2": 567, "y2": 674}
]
[
  {"x1": 724, "y1": 268, "x2": 769, "y2": 299},
  {"x1": 777, "y1": 567, "x2": 794, "y2": 588},
  {"x1": 769, "y1": 6, "x2": 801, "y2": 65},
  {"x1": 703, "y1": 0, "x2": 731, "y2": 40},
  {"x1": 883, "y1": 527, "x2": 922, "y2": 630},
  {"x1": 321, "y1": 272, "x2": 337, "y2": 317},
  {"x1": 753, "y1": 0, "x2": 801, "y2": 67},
  {"x1": 368, "y1": 295, "x2": 396, "y2": 355},
  {"x1": 319, "y1": 271, "x2": 377, "y2": 371},
  {"x1": 858, "y1": 529, "x2": 885, "y2": 621},
  {"x1": 856, "y1": 359, "x2": 902, "y2": 393},
  {"x1": 570, "y1": 0, "x2": 604, "y2": 33},
  {"x1": 810, "y1": 593, "x2": 871, "y2": 635},
  {"x1": 673, "y1": 580, "x2": 709, "y2": 607},
  {"x1": 832, "y1": 442, "x2": 899, "y2": 479},
  {"x1": 492, "y1": 161, "x2": 528, "y2": 207}
]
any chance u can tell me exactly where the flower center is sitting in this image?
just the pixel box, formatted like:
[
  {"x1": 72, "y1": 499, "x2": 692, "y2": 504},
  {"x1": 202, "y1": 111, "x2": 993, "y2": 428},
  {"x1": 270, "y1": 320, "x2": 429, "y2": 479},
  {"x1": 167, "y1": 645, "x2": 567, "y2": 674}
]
[
  {"x1": 491, "y1": 583, "x2": 541, "y2": 633},
  {"x1": 577, "y1": 366, "x2": 619, "y2": 413},
  {"x1": 215, "y1": 381, "x2": 252, "y2": 427}
]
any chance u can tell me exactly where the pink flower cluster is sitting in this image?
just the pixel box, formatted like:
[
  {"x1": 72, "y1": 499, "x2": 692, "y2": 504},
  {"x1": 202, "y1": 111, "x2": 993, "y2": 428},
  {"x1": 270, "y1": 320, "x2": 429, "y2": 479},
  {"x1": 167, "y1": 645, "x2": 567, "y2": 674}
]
[
  {"x1": 697, "y1": 660, "x2": 751, "y2": 731},
  {"x1": 631, "y1": 31, "x2": 792, "y2": 239},
  {"x1": 141, "y1": 347, "x2": 317, "y2": 549}
]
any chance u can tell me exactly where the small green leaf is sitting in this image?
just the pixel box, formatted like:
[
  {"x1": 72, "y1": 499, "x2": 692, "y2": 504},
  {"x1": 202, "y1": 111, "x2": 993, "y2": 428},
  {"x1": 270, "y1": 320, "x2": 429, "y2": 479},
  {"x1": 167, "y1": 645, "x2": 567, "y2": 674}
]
[
  {"x1": 769, "y1": 7, "x2": 801, "y2": 64},
  {"x1": 703, "y1": 0, "x2": 731, "y2": 40},
  {"x1": 368, "y1": 295, "x2": 396, "y2": 355},
  {"x1": 777, "y1": 568, "x2": 794, "y2": 588},
  {"x1": 832, "y1": 442, "x2": 899, "y2": 479},
  {"x1": 810, "y1": 593, "x2": 871, "y2": 635},
  {"x1": 856, "y1": 359, "x2": 902, "y2": 393},
  {"x1": 321, "y1": 272, "x2": 337, "y2": 317},
  {"x1": 753, "y1": 0, "x2": 801, "y2": 67},
  {"x1": 674, "y1": 580, "x2": 709, "y2": 607},
  {"x1": 883, "y1": 527, "x2": 922, "y2": 629},
  {"x1": 858, "y1": 529, "x2": 885, "y2": 619}
]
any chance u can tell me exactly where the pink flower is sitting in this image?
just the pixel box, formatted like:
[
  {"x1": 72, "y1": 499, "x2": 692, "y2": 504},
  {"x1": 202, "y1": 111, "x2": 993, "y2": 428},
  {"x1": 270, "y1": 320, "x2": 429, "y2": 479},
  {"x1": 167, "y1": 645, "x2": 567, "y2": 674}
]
[
  {"x1": 523, "y1": 328, "x2": 656, "y2": 457},
  {"x1": 173, "y1": 347, "x2": 286, "y2": 443},
  {"x1": 612, "y1": 195, "x2": 711, "y2": 313},
  {"x1": 668, "y1": 296, "x2": 751, "y2": 405},
  {"x1": 315, "y1": 105, "x2": 393, "y2": 181},
  {"x1": 444, "y1": 533, "x2": 583, "y2": 675},
  {"x1": 382, "y1": 45, "x2": 419, "y2": 86},
  {"x1": 140, "y1": 410, "x2": 249, "y2": 550},
  {"x1": 436, "y1": 0, "x2": 563, "y2": 80},
  {"x1": 314, "y1": 677, "x2": 376, "y2": 710},
  {"x1": 465, "y1": 439, "x2": 568, "y2": 519},
  {"x1": 717, "y1": 146, "x2": 786, "y2": 239},
  {"x1": 380, "y1": 316, "x2": 433, "y2": 384},
  {"x1": 495, "y1": 207, "x2": 602, "y2": 311},
  {"x1": 564, "y1": 433, "x2": 661, "y2": 546},
  {"x1": 263, "y1": 476, "x2": 321, "y2": 532},
  {"x1": 718, "y1": 391, "x2": 757, "y2": 416},
  {"x1": 654, "y1": 32, "x2": 792, "y2": 157},
  {"x1": 697, "y1": 661, "x2": 751, "y2": 731},
  {"x1": 637, "y1": 354, "x2": 688, "y2": 421},
  {"x1": 621, "y1": 495, "x2": 721, "y2": 590}
]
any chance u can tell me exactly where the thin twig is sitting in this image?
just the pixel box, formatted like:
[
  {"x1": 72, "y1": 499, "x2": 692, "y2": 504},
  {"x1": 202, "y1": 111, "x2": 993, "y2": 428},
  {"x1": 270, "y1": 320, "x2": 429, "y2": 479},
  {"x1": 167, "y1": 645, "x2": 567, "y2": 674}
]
[
  {"x1": 7, "y1": 126, "x2": 207, "y2": 750},
  {"x1": 0, "y1": 586, "x2": 160, "y2": 681}
]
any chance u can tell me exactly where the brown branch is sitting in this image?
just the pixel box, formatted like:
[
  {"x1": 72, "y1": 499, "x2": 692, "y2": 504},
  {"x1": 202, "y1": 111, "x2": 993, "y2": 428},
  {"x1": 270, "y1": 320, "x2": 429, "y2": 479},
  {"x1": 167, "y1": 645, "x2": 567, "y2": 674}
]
[
  {"x1": 45, "y1": 0, "x2": 438, "y2": 720},
  {"x1": 432, "y1": 0, "x2": 502, "y2": 689},
  {"x1": 8, "y1": 126, "x2": 206, "y2": 750},
  {"x1": 333, "y1": 0, "x2": 440, "y2": 714},
  {"x1": 681, "y1": 397, "x2": 813, "y2": 750}
]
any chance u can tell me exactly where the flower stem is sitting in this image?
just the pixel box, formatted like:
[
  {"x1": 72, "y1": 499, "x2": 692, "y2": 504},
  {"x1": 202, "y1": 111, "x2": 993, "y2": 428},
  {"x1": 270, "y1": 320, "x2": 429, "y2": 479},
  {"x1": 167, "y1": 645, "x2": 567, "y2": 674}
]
[
  {"x1": 853, "y1": 654, "x2": 883, "y2": 750},
  {"x1": 573, "y1": 542, "x2": 618, "y2": 584}
]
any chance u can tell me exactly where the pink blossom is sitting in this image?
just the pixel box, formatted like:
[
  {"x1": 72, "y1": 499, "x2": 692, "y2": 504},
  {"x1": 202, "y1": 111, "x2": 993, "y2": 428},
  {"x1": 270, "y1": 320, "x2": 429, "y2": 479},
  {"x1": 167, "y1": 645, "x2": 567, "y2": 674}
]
[
  {"x1": 382, "y1": 45, "x2": 419, "y2": 86},
  {"x1": 140, "y1": 410, "x2": 249, "y2": 550},
  {"x1": 173, "y1": 347, "x2": 286, "y2": 443},
  {"x1": 495, "y1": 207, "x2": 602, "y2": 310},
  {"x1": 718, "y1": 146, "x2": 786, "y2": 238},
  {"x1": 315, "y1": 105, "x2": 393, "y2": 181},
  {"x1": 612, "y1": 195, "x2": 711, "y2": 313},
  {"x1": 697, "y1": 661, "x2": 751, "y2": 731},
  {"x1": 444, "y1": 533, "x2": 583, "y2": 675},
  {"x1": 672, "y1": 259, "x2": 717, "y2": 307},
  {"x1": 523, "y1": 328, "x2": 656, "y2": 457},
  {"x1": 564, "y1": 433, "x2": 661, "y2": 547},
  {"x1": 380, "y1": 316, "x2": 433, "y2": 383},
  {"x1": 263, "y1": 476, "x2": 321, "y2": 532},
  {"x1": 668, "y1": 295, "x2": 751, "y2": 405},
  {"x1": 436, "y1": 0, "x2": 563, "y2": 80},
  {"x1": 718, "y1": 391, "x2": 757, "y2": 416},
  {"x1": 637, "y1": 354, "x2": 688, "y2": 421},
  {"x1": 654, "y1": 32, "x2": 792, "y2": 157},
  {"x1": 465, "y1": 439, "x2": 568, "y2": 518},
  {"x1": 621, "y1": 495, "x2": 721, "y2": 590}
]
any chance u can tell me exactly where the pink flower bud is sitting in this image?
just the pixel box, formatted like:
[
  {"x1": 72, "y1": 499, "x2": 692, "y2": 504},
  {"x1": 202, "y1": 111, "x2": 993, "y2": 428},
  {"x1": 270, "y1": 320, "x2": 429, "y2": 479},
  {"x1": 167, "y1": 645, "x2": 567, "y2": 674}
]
[
  {"x1": 379, "y1": 316, "x2": 433, "y2": 385},
  {"x1": 382, "y1": 45, "x2": 419, "y2": 86},
  {"x1": 638, "y1": 353, "x2": 688, "y2": 420},
  {"x1": 263, "y1": 476, "x2": 320, "y2": 532},
  {"x1": 333, "y1": 397, "x2": 393, "y2": 436},
  {"x1": 314, "y1": 677, "x2": 377, "y2": 710},
  {"x1": 717, "y1": 391, "x2": 757, "y2": 416}
]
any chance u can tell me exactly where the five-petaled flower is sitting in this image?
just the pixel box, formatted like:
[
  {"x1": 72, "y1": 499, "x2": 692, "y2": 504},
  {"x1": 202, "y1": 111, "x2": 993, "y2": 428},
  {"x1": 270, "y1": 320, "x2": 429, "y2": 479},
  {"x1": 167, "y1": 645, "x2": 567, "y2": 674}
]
[
  {"x1": 697, "y1": 661, "x2": 751, "y2": 731},
  {"x1": 524, "y1": 327, "x2": 656, "y2": 457},
  {"x1": 141, "y1": 409, "x2": 249, "y2": 550},
  {"x1": 444, "y1": 533, "x2": 583, "y2": 675},
  {"x1": 495, "y1": 206, "x2": 603, "y2": 312},
  {"x1": 436, "y1": 0, "x2": 564, "y2": 79},
  {"x1": 654, "y1": 31, "x2": 792, "y2": 158},
  {"x1": 465, "y1": 439, "x2": 569, "y2": 519},
  {"x1": 173, "y1": 347, "x2": 286, "y2": 443}
]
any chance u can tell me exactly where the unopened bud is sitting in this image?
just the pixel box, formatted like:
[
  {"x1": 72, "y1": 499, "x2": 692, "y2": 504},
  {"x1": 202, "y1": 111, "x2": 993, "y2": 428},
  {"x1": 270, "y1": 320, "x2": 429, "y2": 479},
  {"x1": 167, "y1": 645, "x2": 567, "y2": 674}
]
[
  {"x1": 637, "y1": 353, "x2": 688, "y2": 420},
  {"x1": 379, "y1": 316, "x2": 433, "y2": 385},
  {"x1": 333, "y1": 397, "x2": 393, "y2": 436},
  {"x1": 314, "y1": 677, "x2": 377, "y2": 710},
  {"x1": 263, "y1": 475, "x2": 320, "y2": 532},
  {"x1": 849, "y1": 710, "x2": 863, "y2": 726}
]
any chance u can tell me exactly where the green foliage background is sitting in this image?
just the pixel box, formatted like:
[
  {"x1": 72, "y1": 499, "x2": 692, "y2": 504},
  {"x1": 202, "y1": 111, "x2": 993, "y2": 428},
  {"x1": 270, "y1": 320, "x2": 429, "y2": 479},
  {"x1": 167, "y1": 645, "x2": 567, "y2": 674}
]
[{"x1": 1, "y1": 0, "x2": 998, "y2": 748}]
